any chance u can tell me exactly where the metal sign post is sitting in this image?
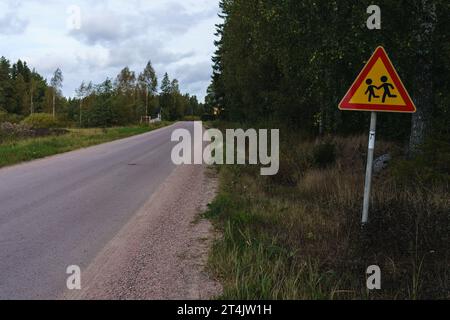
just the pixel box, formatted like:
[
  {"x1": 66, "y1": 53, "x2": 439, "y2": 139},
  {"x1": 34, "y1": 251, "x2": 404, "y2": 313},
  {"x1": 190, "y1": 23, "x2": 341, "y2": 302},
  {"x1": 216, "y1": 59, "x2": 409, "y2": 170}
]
[
  {"x1": 339, "y1": 46, "x2": 416, "y2": 225},
  {"x1": 362, "y1": 112, "x2": 377, "y2": 224}
]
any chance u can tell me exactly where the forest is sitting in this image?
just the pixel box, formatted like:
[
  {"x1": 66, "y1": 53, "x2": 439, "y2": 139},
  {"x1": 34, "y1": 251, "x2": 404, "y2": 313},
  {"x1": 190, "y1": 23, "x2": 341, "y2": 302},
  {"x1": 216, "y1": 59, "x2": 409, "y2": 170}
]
[
  {"x1": 207, "y1": 0, "x2": 450, "y2": 151},
  {"x1": 0, "y1": 58, "x2": 204, "y2": 127}
]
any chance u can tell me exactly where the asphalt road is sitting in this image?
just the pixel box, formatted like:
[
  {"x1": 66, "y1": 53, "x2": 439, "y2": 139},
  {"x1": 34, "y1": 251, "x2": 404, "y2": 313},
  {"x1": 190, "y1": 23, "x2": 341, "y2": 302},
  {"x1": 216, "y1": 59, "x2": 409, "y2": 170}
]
[{"x1": 0, "y1": 122, "x2": 191, "y2": 299}]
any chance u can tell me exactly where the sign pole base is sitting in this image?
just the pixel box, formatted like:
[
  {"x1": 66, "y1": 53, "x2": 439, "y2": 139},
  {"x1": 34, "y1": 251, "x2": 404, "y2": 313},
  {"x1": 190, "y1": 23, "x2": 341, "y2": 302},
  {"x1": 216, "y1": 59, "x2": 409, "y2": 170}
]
[{"x1": 362, "y1": 112, "x2": 377, "y2": 225}]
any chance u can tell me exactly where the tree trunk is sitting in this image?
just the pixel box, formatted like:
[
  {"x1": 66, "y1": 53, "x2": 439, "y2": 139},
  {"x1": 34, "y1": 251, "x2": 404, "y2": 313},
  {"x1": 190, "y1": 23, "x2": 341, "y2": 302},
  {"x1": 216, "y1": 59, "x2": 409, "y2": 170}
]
[
  {"x1": 52, "y1": 92, "x2": 56, "y2": 119},
  {"x1": 409, "y1": 0, "x2": 437, "y2": 156},
  {"x1": 30, "y1": 88, "x2": 34, "y2": 115},
  {"x1": 145, "y1": 89, "x2": 149, "y2": 117},
  {"x1": 79, "y1": 99, "x2": 83, "y2": 126}
]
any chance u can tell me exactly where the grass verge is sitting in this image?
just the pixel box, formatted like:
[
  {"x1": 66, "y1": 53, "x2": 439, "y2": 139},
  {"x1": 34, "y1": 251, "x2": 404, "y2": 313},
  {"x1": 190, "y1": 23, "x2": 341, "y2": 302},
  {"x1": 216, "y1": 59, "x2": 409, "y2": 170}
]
[
  {"x1": 0, "y1": 122, "x2": 172, "y2": 168},
  {"x1": 205, "y1": 125, "x2": 449, "y2": 300}
]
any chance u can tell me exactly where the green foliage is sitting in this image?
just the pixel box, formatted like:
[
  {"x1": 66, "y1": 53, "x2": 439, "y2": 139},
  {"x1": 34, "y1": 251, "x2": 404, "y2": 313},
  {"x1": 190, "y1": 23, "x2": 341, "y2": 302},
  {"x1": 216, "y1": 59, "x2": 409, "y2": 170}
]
[
  {"x1": 22, "y1": 113, "x2": 61, "y2": 129},
  {"x1": 1, "y1": 56, "x2": 198, "y2": 128},
  {"x1": 201, "y1": 114, "x2": 217, "y2": 122},
  {"x1": 392, "y1": 138, "x2": 450, "y2": 184},
  {"x1": 157, "y1": 73, "x2": 196, "y2": 121},
  {"x1": 0, "y1": 110, "x2": 24, "y2": 123},
  {"x1": 209, "y1": 0, "x2": 450, "y2": 144},
  {"x1": 183, "y1": 115, "x2": 201, "y2": 121},
  {"x1": 70, "y1": 68, "x2": 197, "y2": 127},
  {"x1": 0, "y1": 56, "x2": 57, "y2": 116}
]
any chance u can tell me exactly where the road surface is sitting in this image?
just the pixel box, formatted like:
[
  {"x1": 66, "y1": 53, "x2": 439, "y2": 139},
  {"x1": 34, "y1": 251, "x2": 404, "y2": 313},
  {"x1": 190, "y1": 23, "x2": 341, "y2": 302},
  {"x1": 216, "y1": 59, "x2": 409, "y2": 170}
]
[{"x1": 0, "y1": 122, "x2": 217, "y2": 300}]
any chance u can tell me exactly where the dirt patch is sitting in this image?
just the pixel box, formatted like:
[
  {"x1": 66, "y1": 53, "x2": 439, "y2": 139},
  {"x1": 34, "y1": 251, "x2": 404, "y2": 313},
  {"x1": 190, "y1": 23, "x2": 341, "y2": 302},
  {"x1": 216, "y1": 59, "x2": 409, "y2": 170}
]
[
  {"x1": 63, "y1": 164, "x2": 222, "y2": 300},
  {"x1": 33, "y1": 128, "x2": 69, "y2": 137},
  {"x1": 0, "y1": 122, "x2": 69, "y2": 144}
]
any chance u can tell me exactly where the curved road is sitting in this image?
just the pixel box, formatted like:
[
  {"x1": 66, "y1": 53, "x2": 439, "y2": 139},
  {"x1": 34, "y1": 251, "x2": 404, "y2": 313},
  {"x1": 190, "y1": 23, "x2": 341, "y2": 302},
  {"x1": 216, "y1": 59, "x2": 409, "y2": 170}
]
[{"x1": 0, "y1": 122, "x2": 192, "y2": 299}]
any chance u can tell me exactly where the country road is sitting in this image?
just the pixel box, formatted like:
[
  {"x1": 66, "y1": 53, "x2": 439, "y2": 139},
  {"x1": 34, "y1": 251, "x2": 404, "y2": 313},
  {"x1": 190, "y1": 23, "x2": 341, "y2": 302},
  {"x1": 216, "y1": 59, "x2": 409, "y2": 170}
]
[{"x1": 0, "y1": 122, "x2": 219, "y2": 300}]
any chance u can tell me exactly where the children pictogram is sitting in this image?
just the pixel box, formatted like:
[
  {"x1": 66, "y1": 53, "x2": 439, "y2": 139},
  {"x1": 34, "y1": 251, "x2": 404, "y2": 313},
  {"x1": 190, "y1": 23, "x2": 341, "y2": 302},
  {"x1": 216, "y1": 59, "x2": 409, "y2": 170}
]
[
  {"x1": 364, "y1": 76, "x2": 398, "y2": 103},
  {"x1": 364, "y1": 79, "x2": 380, "y2": 102},
  {"x1": 339, "y1": 46, "x2": 416, "y2": 113},
  {"x1": 378, "y1": 76, "x2": 397, "y2": 103}
]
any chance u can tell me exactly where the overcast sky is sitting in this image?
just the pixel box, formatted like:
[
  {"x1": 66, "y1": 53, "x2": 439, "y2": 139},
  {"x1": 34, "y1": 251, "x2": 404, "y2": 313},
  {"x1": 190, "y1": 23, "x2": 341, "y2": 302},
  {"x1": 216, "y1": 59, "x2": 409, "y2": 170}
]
[{"x1": 0, "y1": 0, "x2": 220, "y2": 101}]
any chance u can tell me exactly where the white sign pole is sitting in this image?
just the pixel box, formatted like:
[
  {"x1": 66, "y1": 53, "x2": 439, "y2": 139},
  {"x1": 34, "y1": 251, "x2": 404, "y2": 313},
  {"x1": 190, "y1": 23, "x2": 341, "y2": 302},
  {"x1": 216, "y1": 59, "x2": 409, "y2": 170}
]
[{"x1": 362, "y1": 111, "x2": 377, "y2": 224}]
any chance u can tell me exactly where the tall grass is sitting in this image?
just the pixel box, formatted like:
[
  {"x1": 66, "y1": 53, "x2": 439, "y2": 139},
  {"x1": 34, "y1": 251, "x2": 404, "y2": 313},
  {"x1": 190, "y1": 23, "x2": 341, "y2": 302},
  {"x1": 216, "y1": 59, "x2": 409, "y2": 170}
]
[{"x1": 206, "y1": 129, "x2": 449, "y2": 300}]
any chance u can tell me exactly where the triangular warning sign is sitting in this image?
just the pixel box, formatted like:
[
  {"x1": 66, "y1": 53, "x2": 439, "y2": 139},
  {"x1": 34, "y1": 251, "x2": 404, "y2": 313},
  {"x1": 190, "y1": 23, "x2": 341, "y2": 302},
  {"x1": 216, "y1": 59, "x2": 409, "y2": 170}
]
[{"x1": 339, "y1": 47, "x2": 416, "y2": 113}]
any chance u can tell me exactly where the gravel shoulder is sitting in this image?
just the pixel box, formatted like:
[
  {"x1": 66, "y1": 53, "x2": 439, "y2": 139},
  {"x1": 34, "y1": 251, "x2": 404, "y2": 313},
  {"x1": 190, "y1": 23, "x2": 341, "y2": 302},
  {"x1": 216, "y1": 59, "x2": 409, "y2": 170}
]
[{"x1": 63, "y1": 164, "x2": 222, "y2": 300}]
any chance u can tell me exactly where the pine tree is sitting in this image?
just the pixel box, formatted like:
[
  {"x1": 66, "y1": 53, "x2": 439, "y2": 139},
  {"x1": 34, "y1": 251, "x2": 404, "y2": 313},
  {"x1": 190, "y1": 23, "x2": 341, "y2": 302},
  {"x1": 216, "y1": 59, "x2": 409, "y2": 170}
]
[
  {"x1": 208, "y1": 0, "x2": 228, "y2": 116},
  {"x1": 160, "y1": 73, "x2": 171, "y2": 94},
  {"x1": 160, "y1": 73, "x2": 171, "y2": 120},
  {"x1": 0, "y1": 57, "x2": 14, "y2": 113},
  {"x1": 13, "y1": 74, "x2": 27, "y2": 115}
]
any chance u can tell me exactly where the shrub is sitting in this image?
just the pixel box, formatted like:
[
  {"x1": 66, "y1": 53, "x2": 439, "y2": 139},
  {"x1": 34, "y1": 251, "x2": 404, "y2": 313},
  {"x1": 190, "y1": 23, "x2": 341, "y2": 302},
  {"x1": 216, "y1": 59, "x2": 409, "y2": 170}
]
[
  {"x1": 0, "y1": 111, "x2": 24, "y2": 124},
  {"x1": 21, "y1": 113, "x2": 61, "y2": 129},
  {"x1": 312, "y1": 141, "x2": 336, "y2": 168},
  {"x1": 184, "y1": 115, "x2": 201, "y2": 121},
  {"x1": 201, "y1": 114, "x2": 216, "y2": 122},
  {"x1": 269, "y1": 146, "x2": 308, "y2": 187},
  {"x1": 0, "y1": 122, "x2": 34, "y2": 142},
  {"x1": 392, "y1": 138, "x2": 450, "y2": 185}
]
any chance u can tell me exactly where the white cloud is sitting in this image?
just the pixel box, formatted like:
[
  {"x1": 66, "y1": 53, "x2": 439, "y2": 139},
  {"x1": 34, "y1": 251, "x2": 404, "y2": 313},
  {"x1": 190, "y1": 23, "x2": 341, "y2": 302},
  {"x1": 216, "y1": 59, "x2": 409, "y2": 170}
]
[
  {"x1": 0, "y1": 1, "x2": 29, "y2": 35},
  {"x1": 0, "y1": 0, "x2": 221, "y2": 101}
]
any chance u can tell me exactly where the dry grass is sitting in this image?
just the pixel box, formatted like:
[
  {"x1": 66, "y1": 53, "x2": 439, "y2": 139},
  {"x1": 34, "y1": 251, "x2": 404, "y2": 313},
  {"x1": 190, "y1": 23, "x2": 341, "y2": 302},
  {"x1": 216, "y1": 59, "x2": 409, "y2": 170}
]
[{"x1": 206, "y1": 130, "x2": 449, "y2": 300}]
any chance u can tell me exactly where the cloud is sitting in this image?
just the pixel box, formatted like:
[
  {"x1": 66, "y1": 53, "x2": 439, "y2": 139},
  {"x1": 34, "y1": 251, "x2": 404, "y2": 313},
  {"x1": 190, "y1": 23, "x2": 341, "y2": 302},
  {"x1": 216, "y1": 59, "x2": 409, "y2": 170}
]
[
  {"x1": 68, "y1": 2, "x2": 214, "y2": 46},
  {"x1": 28, "y1": 53, "x2": 78, "y2": 75},
  {"x1": 69, "y1": 11, "x2": 137, "y2": 45},
  {"x1": 144, "y1": 3, "x2": 218, "y2": 35},
  {"x1": 104, "y1": 38, "x2": 195, "y2": 69},
  {"x1": 0, "y1": 3, "x2": 29, "y2": 35},
  {"x1": 1, "y1": 0, "x2": 221, "y2": 101},
  {"x1": 176, "y1": 61, "x2": 212, "y2": 84}
]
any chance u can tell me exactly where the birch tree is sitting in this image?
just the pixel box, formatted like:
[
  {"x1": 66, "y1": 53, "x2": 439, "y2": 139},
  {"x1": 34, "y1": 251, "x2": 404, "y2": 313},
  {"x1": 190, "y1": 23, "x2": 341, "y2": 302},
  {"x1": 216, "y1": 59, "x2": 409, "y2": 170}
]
[
  {"x1": 138, "y1": 61, "x2": 158, "y2": 117},
  {"x1": 50, "y1": 68, "x2": 63, "y2": 119}
]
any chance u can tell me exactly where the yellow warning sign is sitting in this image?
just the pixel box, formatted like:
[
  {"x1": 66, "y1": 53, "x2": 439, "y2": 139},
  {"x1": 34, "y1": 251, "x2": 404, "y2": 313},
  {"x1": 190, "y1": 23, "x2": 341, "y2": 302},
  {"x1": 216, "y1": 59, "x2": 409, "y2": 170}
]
[{"x1": 339, "y1": 47, "x2": 416, "y2": 113}]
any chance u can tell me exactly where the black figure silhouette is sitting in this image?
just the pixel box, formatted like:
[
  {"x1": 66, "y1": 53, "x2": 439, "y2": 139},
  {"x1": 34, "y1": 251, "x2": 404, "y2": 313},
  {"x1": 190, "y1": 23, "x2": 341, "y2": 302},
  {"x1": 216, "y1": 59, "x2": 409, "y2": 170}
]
[
  {"x1": 378, "y1": 76, "x2": 397, "y2": 103},
  {"x1": 365, "y1": 79, "x2": 379, "y2": 102}
]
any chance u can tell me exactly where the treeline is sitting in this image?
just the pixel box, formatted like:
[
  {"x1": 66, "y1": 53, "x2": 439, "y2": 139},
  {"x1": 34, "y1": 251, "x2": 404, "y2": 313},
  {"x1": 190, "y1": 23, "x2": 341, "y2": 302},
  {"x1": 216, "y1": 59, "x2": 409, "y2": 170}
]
[
  {"x1": 0, "y1": 57, "x2": 204, "y2": 127},
  {"x1": 0, "y1": 57, "x2": 50, "y2": 116},
  {"x1": 208, "y1": 0, "x2": 450, "y2": 149},
  {"x1": 68, "y1": 63, "x2": 205, "y2": 127}
]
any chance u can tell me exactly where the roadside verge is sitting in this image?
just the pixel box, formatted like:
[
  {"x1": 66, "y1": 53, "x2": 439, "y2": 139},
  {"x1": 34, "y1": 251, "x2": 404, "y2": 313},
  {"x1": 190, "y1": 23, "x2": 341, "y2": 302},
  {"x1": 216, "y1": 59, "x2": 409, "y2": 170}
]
[
  {"x1": 64, "y1": 163, "x2": 222, "y2": 300},
  {"x1": 0, "y1": 122, "x2": 172, "y2": 169}
]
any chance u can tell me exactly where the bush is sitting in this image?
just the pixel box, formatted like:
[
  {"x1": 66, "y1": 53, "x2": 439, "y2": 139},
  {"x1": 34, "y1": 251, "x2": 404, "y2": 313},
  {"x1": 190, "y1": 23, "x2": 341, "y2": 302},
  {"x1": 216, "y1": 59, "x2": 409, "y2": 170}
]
[
  {"x1": 392, "y1": 138, "x2": 450, "y2": 185},
  {"x1": 0, "y1": 111, "x2": 24, "y2": 124},
  {"x1": 313, "y1": 141, "x2": 336, "y2": 168},
  {"x1": 201, "y1": 114, "x2": 216, "y2": 122},
  {"x1": 21, "y1": 113, "x2": 61, "y2": 129},
  {"x1": 183, "y1": 115, "x2": 201, "y2": 121},
  {"x1": 0, "y1": 122, "x2": 34, "y2": 142}
]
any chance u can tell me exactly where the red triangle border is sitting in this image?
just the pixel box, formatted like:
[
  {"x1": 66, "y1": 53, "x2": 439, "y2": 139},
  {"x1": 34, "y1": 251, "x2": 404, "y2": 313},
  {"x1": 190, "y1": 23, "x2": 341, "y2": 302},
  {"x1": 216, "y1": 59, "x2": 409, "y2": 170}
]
[{"x1": 339, "y1": 47, "x2": 416, "y2": 113}]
